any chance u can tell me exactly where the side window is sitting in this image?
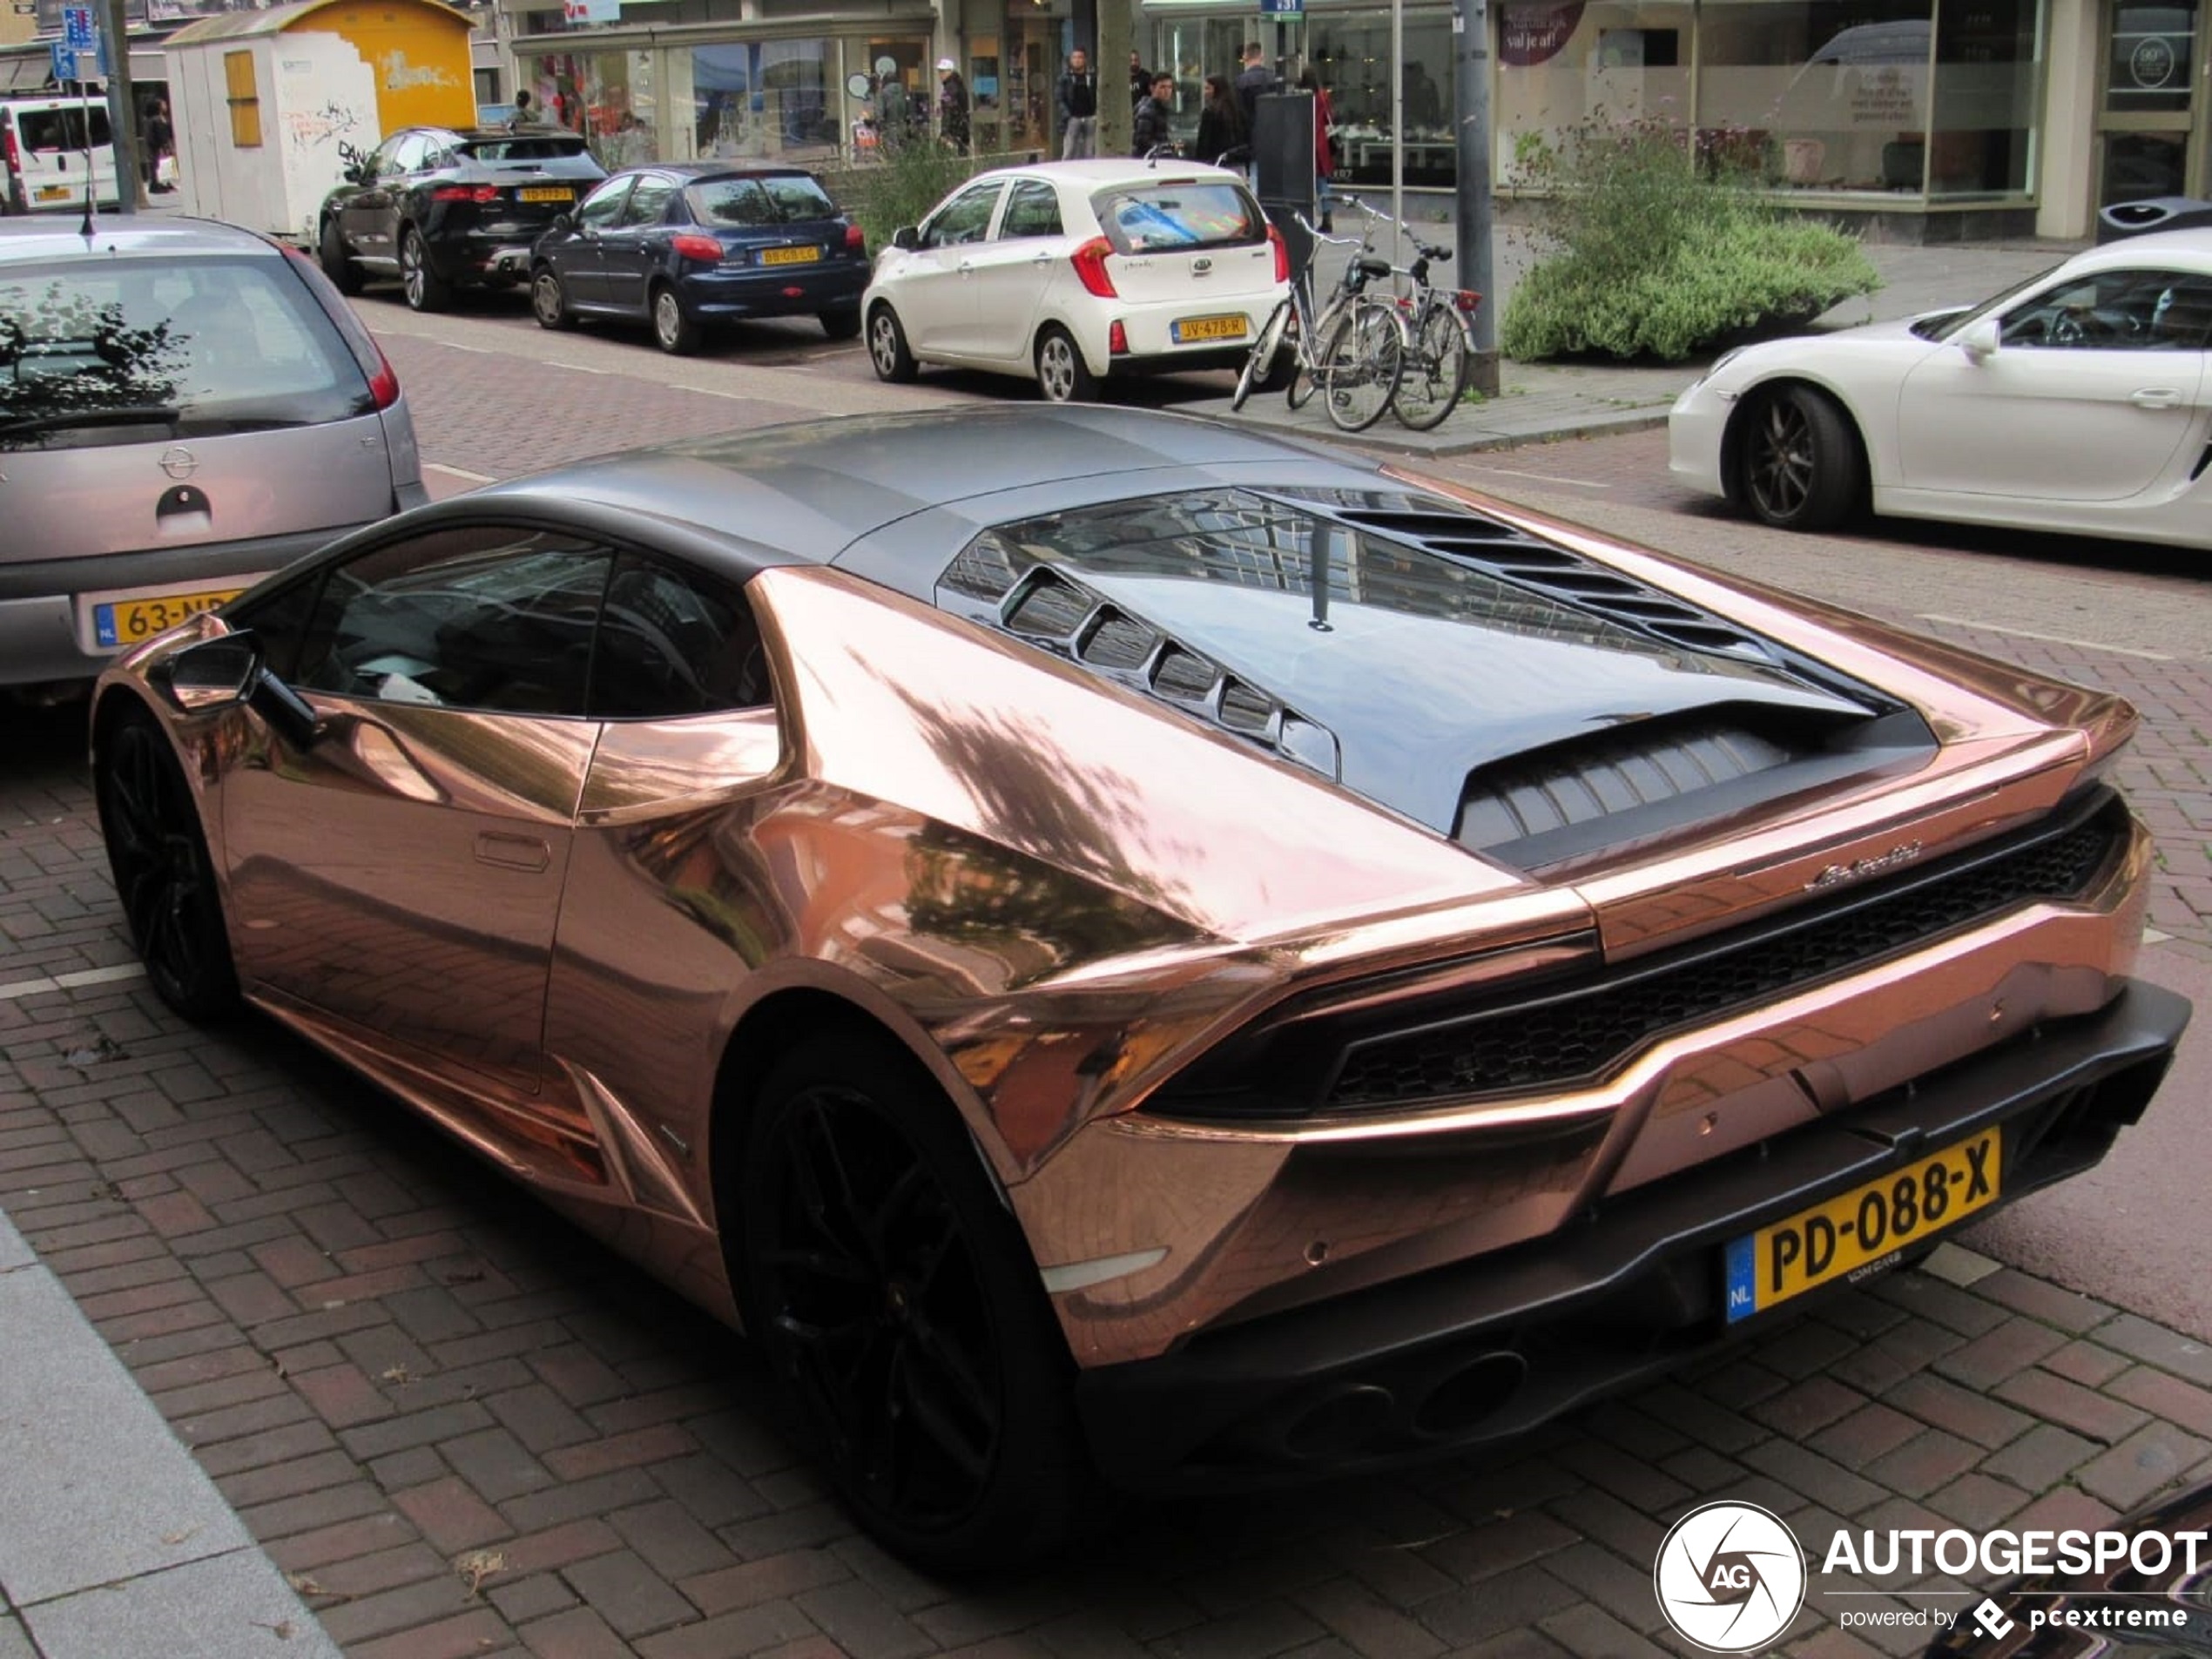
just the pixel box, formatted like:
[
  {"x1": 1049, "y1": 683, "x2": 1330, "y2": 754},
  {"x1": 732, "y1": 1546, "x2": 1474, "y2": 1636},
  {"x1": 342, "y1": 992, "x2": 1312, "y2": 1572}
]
[
  {"x1": 385, "y1": 135, "x2": 433, "y2": 177},
  {"x1": 366, "y1": 138, "x2": 406, "y2": 179},
  {"x1": 577, "y1": 175, "x2": 633, "y2": 229},
  {"x1": 999, "y1": 180, "x2": 1064, "y2": 239},
  {"x1": 293, "y1": 525, "x2": 612, "y2": 717},
  {"x1": 590, "y1": 554, "x2": 768, "y2": 719},
  {"x1": 222, "y1": 569, "x2": 331, "y2": 684},
  {"x1": 922, "y1": 183, "x2": 1003, "y2": 248},
  {"x1": 619, "y1": 175, "x2": 680, "y2": 227},
  {"x1": 2000, "y1": 267, "x2": 2212, "y2": 350}
]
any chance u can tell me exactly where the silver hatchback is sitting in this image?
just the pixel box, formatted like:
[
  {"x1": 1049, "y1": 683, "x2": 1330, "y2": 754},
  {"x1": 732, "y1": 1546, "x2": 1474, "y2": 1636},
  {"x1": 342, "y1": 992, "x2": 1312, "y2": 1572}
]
[{"x1": 0, "y1": 217, "x2": 426, "y2": 690}]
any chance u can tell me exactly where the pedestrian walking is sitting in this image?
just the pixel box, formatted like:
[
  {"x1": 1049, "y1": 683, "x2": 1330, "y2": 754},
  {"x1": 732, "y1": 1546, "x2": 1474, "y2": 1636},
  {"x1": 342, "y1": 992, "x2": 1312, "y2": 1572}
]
[
  {"x1": 507, "y1": 88, "x2": 540, "y2": 130},
  {"x1": 1194, "y1": 73, "x2": 1245, "y2": 165},
  {"x1": 936, "y1": 58, "x2": 970, "y2": 152},
  {"x1": 1056, "y1": 49, "x2": 1097, "y2": 159},
  {"x1": 879, "y1": 72, "x2": 914, "y2": 148},
  {"x1": 140, "y1": 98, "x2": 174, "y2": 193},
  {"x1": 1232, "y1": 43, "x2": 1274, "y2": 135},
  {"x1": 1129, "y1": 51, "x2": 1150, "y2": 108},
  {"x1": 1132, "y1": 72, "x2": 1175, "y2": 156}
]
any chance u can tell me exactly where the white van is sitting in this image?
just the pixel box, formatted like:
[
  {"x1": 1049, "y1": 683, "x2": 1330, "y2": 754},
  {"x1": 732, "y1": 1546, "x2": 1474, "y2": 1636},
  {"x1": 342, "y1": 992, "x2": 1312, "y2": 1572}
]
[{"x1": 1, "y1": 97, "x2": 123, "y2": 215}]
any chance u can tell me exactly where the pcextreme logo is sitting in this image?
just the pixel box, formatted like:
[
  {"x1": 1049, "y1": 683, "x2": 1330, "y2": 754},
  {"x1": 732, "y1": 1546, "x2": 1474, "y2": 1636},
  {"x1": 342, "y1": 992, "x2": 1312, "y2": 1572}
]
[{"x1": 1652, "y1": 1501, "x2": 1807, "y2": 1652}]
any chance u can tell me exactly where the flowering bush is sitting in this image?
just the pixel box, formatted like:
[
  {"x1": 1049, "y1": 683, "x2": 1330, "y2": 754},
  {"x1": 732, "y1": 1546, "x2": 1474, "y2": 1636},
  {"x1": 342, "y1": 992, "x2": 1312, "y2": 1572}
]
[{"x1": 1501, "y1": 115, "x2": 1878, "y2": 362}]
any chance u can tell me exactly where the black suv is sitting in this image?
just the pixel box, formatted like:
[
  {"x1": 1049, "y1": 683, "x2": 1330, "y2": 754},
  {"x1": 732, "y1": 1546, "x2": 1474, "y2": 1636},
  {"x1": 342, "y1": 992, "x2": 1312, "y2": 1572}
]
[{"x1": 319, "y1": 127, "x2": 607, "y2": 312}]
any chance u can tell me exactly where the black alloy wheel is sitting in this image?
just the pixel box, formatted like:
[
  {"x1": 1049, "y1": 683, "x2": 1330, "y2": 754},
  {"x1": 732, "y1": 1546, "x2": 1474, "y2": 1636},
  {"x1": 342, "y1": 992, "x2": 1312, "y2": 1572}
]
[
  {"x1": 1738, "y1": 385, "x2": 1860, "y2": 532},
  {"x1": 96, "y1": 711, "x2": 239, "y2": 1022},
  {"x1": 740, "y1": 1035, "x2": 1079, "y2": 1569},
  {"x1": 399, "y1": 226, "x2": 451, "y2": 313}
]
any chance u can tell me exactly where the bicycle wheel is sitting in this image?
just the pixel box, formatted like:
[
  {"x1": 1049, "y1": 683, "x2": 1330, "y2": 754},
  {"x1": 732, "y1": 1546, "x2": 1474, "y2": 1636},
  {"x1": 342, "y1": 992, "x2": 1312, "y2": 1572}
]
[
  {"x1": 1318, "y1": 300, "x2": 1406, "y2": 434},
  {"x1": 1393, "y1": 303, "x2": 1472, "y2": 432},
  {"x1": 1232, "y1": 300, "x2": 1293, "y2": 412}
]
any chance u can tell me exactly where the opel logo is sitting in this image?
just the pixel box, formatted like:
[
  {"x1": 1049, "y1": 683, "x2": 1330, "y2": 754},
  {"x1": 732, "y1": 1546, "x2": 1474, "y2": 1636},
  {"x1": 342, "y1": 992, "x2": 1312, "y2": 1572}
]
[{"x1": 159, "y1": 447, "x2": 199, "y2": 481}]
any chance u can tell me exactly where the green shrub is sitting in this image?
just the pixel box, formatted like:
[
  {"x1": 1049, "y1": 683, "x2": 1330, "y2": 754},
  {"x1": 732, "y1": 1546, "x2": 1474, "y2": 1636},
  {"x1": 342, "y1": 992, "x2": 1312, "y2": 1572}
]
[
  {"x1": 827, "y1": 143, "x2": 988, "y2": 258},
  {"x1": 1501, "y1": 118, "x2": 1878, "y2": 362}
]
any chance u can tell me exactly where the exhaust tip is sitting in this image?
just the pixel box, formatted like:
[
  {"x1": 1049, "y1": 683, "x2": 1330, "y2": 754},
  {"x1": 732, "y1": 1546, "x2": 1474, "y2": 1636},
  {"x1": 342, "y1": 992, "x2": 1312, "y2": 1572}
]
[
  {"x1": 1281, "y1": 1384, "x2": 1397, "y2": 1461},
  {"x1": 1413, "y1": 1352, "x2": 1528, "y2": 1437}
]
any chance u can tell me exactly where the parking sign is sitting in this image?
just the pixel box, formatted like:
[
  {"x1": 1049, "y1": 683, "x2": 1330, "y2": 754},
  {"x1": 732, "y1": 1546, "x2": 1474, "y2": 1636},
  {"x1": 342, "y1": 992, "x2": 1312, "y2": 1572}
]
[
  {"x1": 62, "y1": 4, "x2": 93, "y2": 48},
  {"x1": 48, "y1": 40, "x2": 78, "y2": 80}
]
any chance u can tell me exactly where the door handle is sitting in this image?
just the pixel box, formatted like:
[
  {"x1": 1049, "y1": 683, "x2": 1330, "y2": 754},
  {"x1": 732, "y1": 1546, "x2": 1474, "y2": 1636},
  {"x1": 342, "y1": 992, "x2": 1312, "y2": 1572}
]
[
  {"x1": 2131, "y1": 388, "x2": 2184, "y2": 409},
  {"x1": 475, "y1": 832, "x2": 550, "y2": 873},
  {"x1": 956, "y1": 260, "x2": 974, "y2": 274}
]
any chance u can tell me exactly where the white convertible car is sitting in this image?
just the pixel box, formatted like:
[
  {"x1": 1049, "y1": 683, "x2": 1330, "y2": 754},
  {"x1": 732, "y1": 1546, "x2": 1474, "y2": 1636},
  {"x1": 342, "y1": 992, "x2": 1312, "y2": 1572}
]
[{"x1": 1669, "y1": 227, "x2": 2212, "y2": 548}]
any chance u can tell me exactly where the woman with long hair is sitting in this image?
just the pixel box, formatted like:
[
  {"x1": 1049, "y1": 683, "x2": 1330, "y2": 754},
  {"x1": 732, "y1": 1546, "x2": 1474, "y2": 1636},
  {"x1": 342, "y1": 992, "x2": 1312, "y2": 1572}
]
[{"x1": 1194, "y1": 72, "x2": 1247, "y2": 166}]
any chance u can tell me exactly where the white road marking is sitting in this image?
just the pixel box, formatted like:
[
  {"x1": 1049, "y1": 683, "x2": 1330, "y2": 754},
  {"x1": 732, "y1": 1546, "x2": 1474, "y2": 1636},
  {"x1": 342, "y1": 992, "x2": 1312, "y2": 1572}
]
[
  {"x1": 1917, "y1": 615, "x2": 2174, "y2": 661},
  {"x1": 426, "y1": 463, "x2": 496, "y2": 483},
  {"x1": 543, "y1": 361, "x2": 611, "y2": 375},
  {"x1": 0, "y1": 963, "x2": 145, "y2": 1003},
  {"x1": 1480, "y1": 467, "x2": 1614, "y2": 490},
  {"x1": 667, "y1": 385, "x2": 763, "y2": 403}
]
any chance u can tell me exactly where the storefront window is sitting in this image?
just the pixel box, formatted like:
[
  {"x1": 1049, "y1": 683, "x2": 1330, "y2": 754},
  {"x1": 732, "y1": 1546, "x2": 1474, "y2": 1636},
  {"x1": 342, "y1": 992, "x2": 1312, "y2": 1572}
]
[
  {"x1": 527, "y1": 50, "x2": 658, "y2": 168},
  {"x1": 1307, "y1": 11, "x2": 1458, "y2": 185},
  {"x1": 1498, "y1": 0, "x2": 1692, "y2": 182},
  {"x1": 1699, "y1": 0, "x2": 1932, "y2": 191},
  {"x1": 1930, "y1": 0, "x2": 2040, "y2": 194}
]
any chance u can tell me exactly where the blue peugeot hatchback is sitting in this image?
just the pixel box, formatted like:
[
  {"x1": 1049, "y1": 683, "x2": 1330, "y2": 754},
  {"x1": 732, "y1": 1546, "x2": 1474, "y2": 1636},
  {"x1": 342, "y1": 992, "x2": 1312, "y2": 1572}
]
[{"x1": 528, "y1": 163, "x2": 868, "y2": 354}]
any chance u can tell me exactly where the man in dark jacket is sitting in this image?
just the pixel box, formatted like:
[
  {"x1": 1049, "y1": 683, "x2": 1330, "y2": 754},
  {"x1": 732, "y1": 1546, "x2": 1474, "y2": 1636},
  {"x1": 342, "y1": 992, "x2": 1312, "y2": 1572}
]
[
  {"x1": 1233, "y1": 42, "x2": 1274, "y2": 133},
  {"x1": 1131, "y1": 72, "x2": 1175, "y2": 155},
  {"x1": 1055, "y1": 49, "x2": 1098, "y2": 158}
]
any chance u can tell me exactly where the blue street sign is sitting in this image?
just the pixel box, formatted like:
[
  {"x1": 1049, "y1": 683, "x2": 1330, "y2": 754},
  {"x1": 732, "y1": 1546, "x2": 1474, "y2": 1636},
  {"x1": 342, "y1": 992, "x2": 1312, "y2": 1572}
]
[
  {"x1": 1259, "y1": 0, "x2": 1305, "y2": 16},
  {"x1": 62, "y1": 4, "x2": 94, "y2": 49},
  {"x1": 49, "y1": 40, "x2": 78, "y2": 81}
]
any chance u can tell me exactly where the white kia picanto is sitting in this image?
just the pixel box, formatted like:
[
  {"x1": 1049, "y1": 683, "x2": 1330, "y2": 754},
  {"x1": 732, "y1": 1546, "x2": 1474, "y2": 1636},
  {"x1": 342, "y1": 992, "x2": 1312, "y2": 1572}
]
[{"x1": 862, "y1": 158, "x2": 1291, "y2": 403}]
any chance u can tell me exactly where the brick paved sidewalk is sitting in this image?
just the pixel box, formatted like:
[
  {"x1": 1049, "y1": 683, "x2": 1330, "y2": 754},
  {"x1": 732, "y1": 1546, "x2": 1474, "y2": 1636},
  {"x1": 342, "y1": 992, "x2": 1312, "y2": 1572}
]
[{"x1": 3, "y1": 705, "x2": 2209, "y2": 1659}]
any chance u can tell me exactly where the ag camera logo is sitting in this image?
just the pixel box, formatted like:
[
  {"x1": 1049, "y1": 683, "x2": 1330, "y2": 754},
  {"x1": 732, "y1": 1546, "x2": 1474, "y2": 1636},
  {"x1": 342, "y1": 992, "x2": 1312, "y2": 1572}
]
[{"x1": 1654, "y1": 1501, "x2": 1807, "y2": 1652}]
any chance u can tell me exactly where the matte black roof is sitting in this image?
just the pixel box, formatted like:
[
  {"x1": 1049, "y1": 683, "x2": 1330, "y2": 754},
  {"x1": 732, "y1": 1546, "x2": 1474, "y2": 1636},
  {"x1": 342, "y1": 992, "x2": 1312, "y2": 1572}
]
[{"x1": 463, "y1": 407, "x2": 1361, "y2": 575}]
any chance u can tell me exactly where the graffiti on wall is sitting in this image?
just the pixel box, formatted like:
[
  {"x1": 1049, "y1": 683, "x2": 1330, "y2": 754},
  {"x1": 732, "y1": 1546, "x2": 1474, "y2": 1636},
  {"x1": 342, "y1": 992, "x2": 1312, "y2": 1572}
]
[
  {"x1": 380, "y1": 51, "x2": 458, "y2": 92},
  {"x1": 282, "y1": 99, "x2": 364, "y2": 154}
]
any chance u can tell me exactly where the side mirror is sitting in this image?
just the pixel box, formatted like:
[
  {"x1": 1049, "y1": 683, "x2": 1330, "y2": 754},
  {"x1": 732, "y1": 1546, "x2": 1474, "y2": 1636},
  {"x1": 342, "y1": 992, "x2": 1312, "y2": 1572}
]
[
  {"x1": 161, "y1": 631, "x2": 320, "y2": 749},
  {"x1": 550, "y1": 212, "x2": 572, "y2": 233},
  {"x1": 1958, "y1": 315, "x2": 2001, "y2": 360},
  {"x1": 892, "y1": 226, "x2": 921, "y2": 251}
]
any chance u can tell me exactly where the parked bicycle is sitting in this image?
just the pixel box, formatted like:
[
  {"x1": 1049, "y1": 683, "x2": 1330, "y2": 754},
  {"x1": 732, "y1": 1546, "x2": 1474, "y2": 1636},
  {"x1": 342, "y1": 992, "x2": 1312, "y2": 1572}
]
[
  {"x1": 1340, "y1": 198, "x2": 1482, "y2": 431},
  {"x1": 1231, "y1": 215, "x2": 1407, "y2": 434}
]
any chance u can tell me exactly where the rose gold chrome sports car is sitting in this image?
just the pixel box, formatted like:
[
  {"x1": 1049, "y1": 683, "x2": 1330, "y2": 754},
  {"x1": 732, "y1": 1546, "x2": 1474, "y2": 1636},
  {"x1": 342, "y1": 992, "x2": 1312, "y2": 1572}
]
[{"x1": 91, "y1": 407, "x2": 2190, "y2": 1569}]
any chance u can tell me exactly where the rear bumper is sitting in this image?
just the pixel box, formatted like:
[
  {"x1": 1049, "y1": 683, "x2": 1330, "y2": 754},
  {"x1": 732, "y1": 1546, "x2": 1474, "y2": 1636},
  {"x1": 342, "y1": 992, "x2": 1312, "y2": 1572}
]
[
  {"x1": 1075, "y1": 979, "x2": 2190, "y2": 1491},
  {"x1": 0, "y1": 523, "x2": 366, "y2": 687},
  {"x1": 681, "y1": 262, "x2": 870, "y2": 321},
  {"x1": 1108, "y1": 342, "x2": 1254, "y2": 377}
]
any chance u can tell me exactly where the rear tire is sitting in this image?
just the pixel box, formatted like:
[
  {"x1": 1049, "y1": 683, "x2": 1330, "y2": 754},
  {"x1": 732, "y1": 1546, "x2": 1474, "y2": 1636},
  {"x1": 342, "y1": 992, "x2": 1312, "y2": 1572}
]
[
  {"x1": 738, "y1": 1031, "x2": 1083, "y2": 1571},
  {"x1": 399, "y1": 226, "x2": 450, "y2": 313},
  {"x1": 1736, "y1": 385, "x2": 1861, "y2": 532},
  {"x1": 1393, "y1": 304, "x2": 1471, "y2": 431},
  {"x1": 319, "y1": 217, "x2": 362, "y2": 297},
  {"x1": 867, "y1": 304, "x2": 918, "y2": 382},
  {"x1": 95, "y1": 709, "x2": 239, "y2": 1022},
  {"x1": 530, "y1": 265, "x2": 575, "y2": 331},
  {"x1": 651, "y1": 283, "x2": 702, "y2": 354},
  {"x1": 819, "y1": 307, "x2": 862, "y2": 341},
  {"x1": 1034, "y1": 326, "x2": 1097, "y2": 404}
]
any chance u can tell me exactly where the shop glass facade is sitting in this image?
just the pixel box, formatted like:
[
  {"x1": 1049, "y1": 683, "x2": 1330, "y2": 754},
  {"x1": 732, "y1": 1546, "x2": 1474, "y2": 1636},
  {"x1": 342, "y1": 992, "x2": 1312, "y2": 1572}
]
[{"x1": 1143, "y1": 0, "x2": 2044, "y2": 201}]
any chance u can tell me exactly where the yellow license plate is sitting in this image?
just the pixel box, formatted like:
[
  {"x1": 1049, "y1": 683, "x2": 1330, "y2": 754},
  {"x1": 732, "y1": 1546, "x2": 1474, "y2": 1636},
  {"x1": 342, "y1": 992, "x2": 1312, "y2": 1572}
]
[
  {"x1": 1172, "y1": 314, "x2": 1249, "y2": 343},
  {"x1": 761, "y1": 246, "x2": 820, "y2": 266},
  {"x1": 94, "y1": 588, "x2": 244, "y2": 649},
  {"x1": 1724, "y1": 1130, "x2": 2000, "y2": 1322},
  {"x1": 36, "y1": 185, "x2": 69, "y2": 201},
  {"x1": 518, "y1": 186, "x2": 573, "y2": 202}
]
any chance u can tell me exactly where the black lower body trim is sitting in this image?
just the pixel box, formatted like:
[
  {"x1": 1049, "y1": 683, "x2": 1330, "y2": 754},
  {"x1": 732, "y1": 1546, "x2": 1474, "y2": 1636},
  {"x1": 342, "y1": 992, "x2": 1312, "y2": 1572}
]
[{"x1": 1075, "y1": 980, "x2": 2191, "y2": 1491}]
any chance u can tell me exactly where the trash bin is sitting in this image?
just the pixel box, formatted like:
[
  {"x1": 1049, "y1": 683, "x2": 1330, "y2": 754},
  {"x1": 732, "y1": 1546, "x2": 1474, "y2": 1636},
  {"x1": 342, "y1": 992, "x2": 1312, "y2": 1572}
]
[{"x1": 2096, "y1": 196, "x2": 2212, "y2": 244}]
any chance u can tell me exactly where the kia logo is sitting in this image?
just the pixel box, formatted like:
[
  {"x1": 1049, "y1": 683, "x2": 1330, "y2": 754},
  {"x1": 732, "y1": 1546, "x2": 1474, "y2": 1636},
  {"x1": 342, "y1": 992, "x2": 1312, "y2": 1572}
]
[
  {"x1": 158, "y1": 447, "x2": 199, "y2": 481},
  {"x1": 1192, "y1": 257, "x2": 1213, "y2": 275}
]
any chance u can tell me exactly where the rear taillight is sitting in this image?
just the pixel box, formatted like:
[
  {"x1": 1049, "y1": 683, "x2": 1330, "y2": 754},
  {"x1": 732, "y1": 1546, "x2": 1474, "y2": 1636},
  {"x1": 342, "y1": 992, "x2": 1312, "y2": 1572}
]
[
  {"x1": 1455, "y1": 289, "x2": 1482, "y2": 313},
  {"x1": 1267, "y1": 224, "x2": 1289, "y2": 284},
  {"x1": 1071, "y1": 236, "x2": 1117, "y2": 299},
  {"x1": 1, "y1": 124, "x2": 17, "y2": 176},
  {"x1": 844, "y1": 221, "x2": 866, "y2": 254},
  {"x1": 671, "y1": 233, "x2": 724, "y2": 262},
  {"x1": 365, "y1": 355, "x2": 401, "y2": 409},
  {"x1": 432, "y1": 184, "x2": 499, "y2": 204}
]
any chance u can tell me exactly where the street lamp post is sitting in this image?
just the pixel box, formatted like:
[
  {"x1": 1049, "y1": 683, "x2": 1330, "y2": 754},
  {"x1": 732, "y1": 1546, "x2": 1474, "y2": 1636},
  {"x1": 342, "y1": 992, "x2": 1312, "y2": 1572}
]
[{"x1": 1452, "y1": 0, "x2": 1497, "y2": 394}]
